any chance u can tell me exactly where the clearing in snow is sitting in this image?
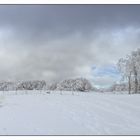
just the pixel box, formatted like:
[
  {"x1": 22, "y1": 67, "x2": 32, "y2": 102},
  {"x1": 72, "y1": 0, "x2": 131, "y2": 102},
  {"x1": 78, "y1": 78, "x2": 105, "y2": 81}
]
[{"x1": 0, "y1": 90, "x2": 140, "y2": 135}]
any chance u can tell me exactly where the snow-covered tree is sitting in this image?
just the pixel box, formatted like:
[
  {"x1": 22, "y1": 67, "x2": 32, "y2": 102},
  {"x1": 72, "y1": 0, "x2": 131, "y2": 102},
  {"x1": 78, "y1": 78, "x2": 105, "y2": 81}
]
[
  {"x1": 0, "y1": 80, "x2": 46, "y2": 91},
  {"x1": 47, "y1": 82, "x2": 57, "y2": 90},
  {"x1": 118, "y1": 57, "x2": 132, "y2": 94},
  {"x1": 16, "y1": 80, "x2": 46, "y2": 90},
  {"x1": 117, "y1": 48, "x2": 140, "y2": 94},
  {"x1": 56, "y1": 78, "x2": 93, "y2": 92}
]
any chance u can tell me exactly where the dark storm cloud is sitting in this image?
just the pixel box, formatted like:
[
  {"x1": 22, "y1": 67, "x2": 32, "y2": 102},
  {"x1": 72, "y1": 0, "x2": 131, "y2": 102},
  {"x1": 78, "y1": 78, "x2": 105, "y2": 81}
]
[
  {"x1": 0, "y1": 5, "x2": 140, "y2": 33},
  {"x1": 0, "y1": 5, "x2": 140, "y2": 86}
]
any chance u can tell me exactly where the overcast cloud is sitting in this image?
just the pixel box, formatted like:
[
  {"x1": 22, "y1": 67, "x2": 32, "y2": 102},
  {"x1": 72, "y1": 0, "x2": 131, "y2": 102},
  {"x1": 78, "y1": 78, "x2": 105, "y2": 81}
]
[{"x1": 0, "y1": 5, "x2": 140, "y2": 87}]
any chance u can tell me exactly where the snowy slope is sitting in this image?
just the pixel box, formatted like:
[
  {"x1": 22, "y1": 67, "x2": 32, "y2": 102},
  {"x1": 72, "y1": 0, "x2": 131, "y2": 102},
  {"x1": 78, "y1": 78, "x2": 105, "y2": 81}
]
[{"x1": 0, "y1": 91, "x2": 140, "y2": 135}]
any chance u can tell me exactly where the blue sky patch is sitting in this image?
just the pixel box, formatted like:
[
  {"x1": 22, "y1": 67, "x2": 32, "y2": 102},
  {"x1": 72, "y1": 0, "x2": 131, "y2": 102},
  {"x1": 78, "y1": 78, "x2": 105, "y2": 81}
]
[{"x1": 92, "y1": 65, "x2": 120, "y2": 78}]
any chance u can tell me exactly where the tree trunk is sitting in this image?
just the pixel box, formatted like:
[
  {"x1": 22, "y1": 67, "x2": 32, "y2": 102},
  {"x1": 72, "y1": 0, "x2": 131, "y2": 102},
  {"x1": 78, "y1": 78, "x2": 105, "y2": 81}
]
[
  {"x1": 134, "y1": 67, "x2": 138, "y2": 94},
  {"x1": 128, "y1": 75, "x2": 131, "y2": 94}
]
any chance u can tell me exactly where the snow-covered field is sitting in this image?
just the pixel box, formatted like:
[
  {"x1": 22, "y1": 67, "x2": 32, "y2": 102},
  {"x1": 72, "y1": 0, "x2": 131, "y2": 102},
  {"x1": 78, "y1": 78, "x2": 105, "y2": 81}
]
[{"x1": 0, "y1": 90, "x2": 140, "y2": 135}]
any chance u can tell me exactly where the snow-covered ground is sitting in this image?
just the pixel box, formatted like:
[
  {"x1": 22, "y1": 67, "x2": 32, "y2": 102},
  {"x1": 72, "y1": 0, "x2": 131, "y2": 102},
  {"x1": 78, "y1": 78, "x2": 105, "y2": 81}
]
[{"x1": 0, "y1": 90, "x2": 140, "y2": 135}]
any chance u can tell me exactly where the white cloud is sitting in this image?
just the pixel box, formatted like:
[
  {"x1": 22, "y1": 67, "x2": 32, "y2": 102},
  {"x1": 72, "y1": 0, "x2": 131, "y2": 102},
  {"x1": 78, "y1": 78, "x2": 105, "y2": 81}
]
[{"x1": 0, "y1": 26, "x2": 139, "y2": 87}]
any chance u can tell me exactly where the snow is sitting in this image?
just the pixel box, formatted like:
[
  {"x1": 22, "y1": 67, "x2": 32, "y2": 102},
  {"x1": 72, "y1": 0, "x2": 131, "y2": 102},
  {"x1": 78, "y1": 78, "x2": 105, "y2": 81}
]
[{"x1": 0, "y1": 90, "x2": 140, "y2": 135}]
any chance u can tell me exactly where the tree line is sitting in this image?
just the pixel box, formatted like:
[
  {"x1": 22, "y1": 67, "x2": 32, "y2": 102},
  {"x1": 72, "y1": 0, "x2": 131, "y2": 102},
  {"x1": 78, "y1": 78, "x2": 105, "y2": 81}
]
[{"x1": 0, "y1": 78, "x2": 94, "y2": 92}]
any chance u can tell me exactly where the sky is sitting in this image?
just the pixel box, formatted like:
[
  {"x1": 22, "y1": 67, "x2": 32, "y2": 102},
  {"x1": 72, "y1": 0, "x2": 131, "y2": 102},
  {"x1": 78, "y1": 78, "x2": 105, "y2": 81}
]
[{"x1": 0, "y1": 5, "x2": 140, "y2": 87}]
